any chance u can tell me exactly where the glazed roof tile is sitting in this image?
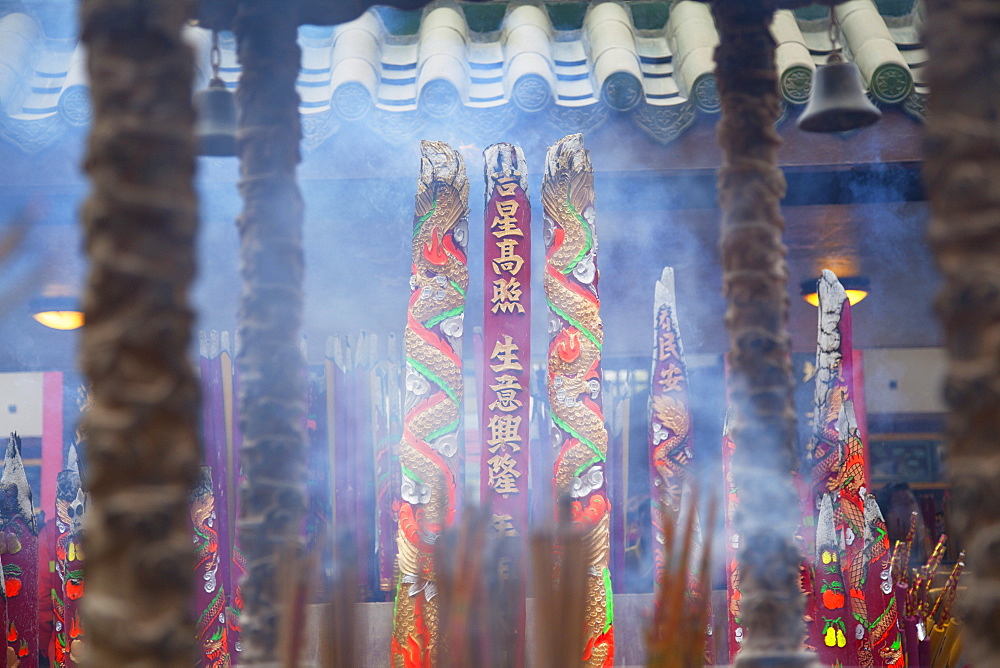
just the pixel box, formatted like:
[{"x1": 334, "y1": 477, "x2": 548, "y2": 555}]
[{"x1": 0, "y1": 0, "x2": 927, "y2": 153}]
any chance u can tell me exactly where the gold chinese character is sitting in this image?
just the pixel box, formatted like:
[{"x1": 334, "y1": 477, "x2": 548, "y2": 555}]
[
  {"x1": 493, "y1": 237, "x2": 524, "y2": 275},
  {"x1": 488, "y1": 452, "x2": 521, "y2": 495},
  {"x1": 489, "y1": 374, "x2": 523, "y2": 412},
  {"x1": 492, "y1": 199, "x2": 523, "y2": 239},
  {"x1": 486, "y1": 414, "x2": 523, "y2": 453},
  {"x1": 495, "y1": 177, "x2": 519, "y2": 198},
  {"x1": 489, "y1": 335, "x2": 523, "y2": 373},
  {"x1": 658, "y1": 326, "x2": 679, "y2": 362},
  {"x1": 491, "y1": 513, "x2": 518, "y2": 536},
  {"x1": 658, "y1": 364, "x2": 684, "y2": 392},
  {"x1": 491, "y1": 278, "x2": 524, "y2": 314}
]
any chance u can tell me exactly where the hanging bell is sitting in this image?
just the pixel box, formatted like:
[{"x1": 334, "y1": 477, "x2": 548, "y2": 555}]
[
  {"x1": 194, "y1": 77, "x2": 237, "y2": 156},
  {"x1": 797, "y1": 59, "x2": 882, "y2": 133}
]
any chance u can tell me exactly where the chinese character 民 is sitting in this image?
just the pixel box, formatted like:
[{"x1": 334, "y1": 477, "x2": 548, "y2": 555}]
[{"x1": 657, "y1": 313, "x2": 680, "y2": 361}]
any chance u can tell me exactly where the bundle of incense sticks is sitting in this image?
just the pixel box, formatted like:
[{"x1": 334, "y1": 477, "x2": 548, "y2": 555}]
[
  {"x1": 435, "y1": 507, "x2": 511, "y2": 668},
  {"x1": 890, "y1": 514, "x2": 967, "y2": 668},
  {"x1": 275, "y1": 529, "x2": 358, "y2": 668},
  {"x1": 531, "y1": 499, "x2": 588, "y2": 668},
  {"x1": 646, "y1": 487, "x2": 716, "y2": 668}
]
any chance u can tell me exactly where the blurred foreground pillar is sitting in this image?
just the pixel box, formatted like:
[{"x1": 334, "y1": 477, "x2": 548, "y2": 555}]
[
  {"x1": 924, "y1": 2, "x2": 1000, "y2": 665},
  {"x1": 232, "y1": 0, "x2": 308, "y2": 663},
  {"x1": 79, "y1": 0, "x2": 201, "y2": 664},
  {"x1": 709, "y1": 1, "x2": 815, "y2": 664}
]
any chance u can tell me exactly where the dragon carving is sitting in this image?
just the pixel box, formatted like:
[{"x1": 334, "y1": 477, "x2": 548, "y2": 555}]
[
  {"x1": 390, "y1": 141, "x2": 469, "y2": 667},
  {"x1": 543, "y1": 134, "x2": 613, "y2": 667},
  {"x1": 648, "y1": 267, "x2": 701, "y2": 589}
]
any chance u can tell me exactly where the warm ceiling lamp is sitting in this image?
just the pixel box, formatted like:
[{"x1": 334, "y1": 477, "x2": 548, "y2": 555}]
[
  {"x1": 800, "y1": 276, "x2": 870, "y2": 307},
  {"x1": 30, "y1": 296, "x2": 84, "y2": 330}
]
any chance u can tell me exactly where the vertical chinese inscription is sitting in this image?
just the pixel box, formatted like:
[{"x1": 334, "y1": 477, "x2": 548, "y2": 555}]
[
  {"x1": 482, "y1": 143, "x2": 531, "y2": 668},
  {"x1": 482, "y1": 144, "x2": 531, "y2": 503}
]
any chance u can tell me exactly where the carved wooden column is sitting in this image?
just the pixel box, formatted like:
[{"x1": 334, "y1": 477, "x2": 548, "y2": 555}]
[
  {"x1": 924, "y1": 1, "x2": 1000, "y2": 665},
  {"x1": 709, "y1": 1, "x2": 814, "y2": 664},
  {"x1": 78, "y1": 0, "x2": 201, "y2": 664},
  {"x1": 232, "y1": 0, "x2": 308, "y2": 662}
]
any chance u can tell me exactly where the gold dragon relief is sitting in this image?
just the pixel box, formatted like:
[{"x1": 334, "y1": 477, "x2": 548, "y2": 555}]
[
  {"x1": 543, "y1": 134, "x2": 614, "y2": 667},
  {"x1": 392, "y1": 140, "x2": 468, "y2": 668}
]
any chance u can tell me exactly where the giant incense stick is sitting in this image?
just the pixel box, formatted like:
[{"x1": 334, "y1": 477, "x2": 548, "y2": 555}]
[
  {"x1": 198, "y1": 332, "x2": 233, "y2": 665},
  {"x1": 721, "y1": 406, "x2": 742, "y2": 662},
  {"x1": 53, "y1": 445, "x2": 84, "y2": 667},
  {"x1": 814, "y1": 493, "x2": 852, "y2": 666},
  {"x1": 808, "y1": 270, "x2": 895, "y2": 667},
  {"x1": 0, "y1": 434, "x2": 39, "y2": 666},
  {"x1": 923, "y1": 1, "x2": 1000, "y2": 663},
  {"x1": 391, "y1": 140, "x2": 469, "y2": 667},
  {"x1": 191, "y1": 467, "x2": 230, "y2": 667},
  {"x1": 648, "y1": 267, "x2": 703, "y2": 594},
  {"x1": 711, "y1": 1, "x2": 807, "y2": 661},
  {"x1": 480, "y1": 142, "x2": 531, "y2": 668},
  {"x1": 542, "y1": 133, "x2": 614, "y2": 666},
  {"x1": 863, "y1": 495, "x2": 902, "y2": 667},
  {"x1": 79, "y1": 0, "x2": 201, "y2": 662}
]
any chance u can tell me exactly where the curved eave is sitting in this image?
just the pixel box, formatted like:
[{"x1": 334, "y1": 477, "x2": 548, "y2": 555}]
[{"x1": 0, "y1": 0, "x2": 927, "y2": 154}]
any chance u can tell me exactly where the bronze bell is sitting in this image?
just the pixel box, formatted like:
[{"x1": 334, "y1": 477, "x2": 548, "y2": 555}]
[
  {"x1": 194, "y1": 77, "x2": 237, "y2": 157},
  {"x1": 797, "y1": 59, "x2": 881, "y2": 133}
]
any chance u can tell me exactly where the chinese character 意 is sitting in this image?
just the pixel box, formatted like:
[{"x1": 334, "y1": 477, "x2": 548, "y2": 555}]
[
  {"x1": 493, "y1": 237, "x2": 524, "y2": 275},
  {"x1": 489, "y1": 335, "x2": 523, "y2": 372},
  {"x1": 489, "y1": 374, "x2": 523, "y2": 412},
  {"x1": 486, "y1": 414, "x2": 523, "y2": 453},
  {"x1": 491, "y1": 277, "x2": 525, "y2": 314},
  {"x1": 492, "y1": 199, "x2": 523, "y2": 239},
  {"x1": 487, "y1": 451, "x2": 521, "y2": 496}
]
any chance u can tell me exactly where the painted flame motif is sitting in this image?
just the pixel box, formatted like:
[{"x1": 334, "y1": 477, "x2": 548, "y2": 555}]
[
  {"x1": 423, "y1": 227, "x2": 448, "y2": 266},
  {"x1": 555, "y1": 328, "x2": 582, "y2": 363}
]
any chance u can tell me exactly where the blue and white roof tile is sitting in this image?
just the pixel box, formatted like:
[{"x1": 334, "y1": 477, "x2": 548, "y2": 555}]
[{"x1": 0, "y1": 0, "x2": 928, "y2": 153}]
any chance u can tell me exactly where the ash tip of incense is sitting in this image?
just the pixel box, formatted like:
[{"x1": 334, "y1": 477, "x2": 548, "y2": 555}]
[
  {"x1": 818, "y1": 269, "x2": 847, "y2": 312},
  {"x1": 545, "y1": 133, "x2": 590, "y2": 175},
  {"x1": 2, "y1": 432, "x2": 35, "y2": 528},
  {"x1": 653, "y1": 266, "x2": 676, "y2": 313},
  {"x1": 199, "y1": 330, "x2": 209, "y2": 356},
  {"x1": 420, "y1": 139, "x2": 467, "y2": 182},
  {"x1": 209, "y1": 330, "x2": 221, "y2": 358},
  {"x1": 193, "y1": 465, "x2": 214, "y2": 496},
  {"x1": 325, "y1": 335, "x2": 336, "y2": 359},
  {"x1": 815, "y1": 492, "x2": 837, "y2": 556},
  {"x1": 221, "y1": 330, "x2": 231, "y2": 355},
  {"x1": 66, "y1": 443, "x2": 80, "y2": 477},
  {"x1": 484, "y1": 142, "x2": 528, "y2": 193}
]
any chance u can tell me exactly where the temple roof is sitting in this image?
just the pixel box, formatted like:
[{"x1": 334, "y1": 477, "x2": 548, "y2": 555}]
[{"x1": 0, "y1": 0, "x2": 927, "y2": 153}]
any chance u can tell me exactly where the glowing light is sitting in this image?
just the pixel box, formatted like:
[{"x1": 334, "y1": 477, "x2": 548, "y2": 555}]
[
  {"x1": 30, "y1": 296, "x2": 84, "y2": 330},
  {"x1": 801, "y1": 276, "x2": 869, "y2": 307},
  {"x1": 32, "y1": 311, "x2": 84, "y2": 330}
]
